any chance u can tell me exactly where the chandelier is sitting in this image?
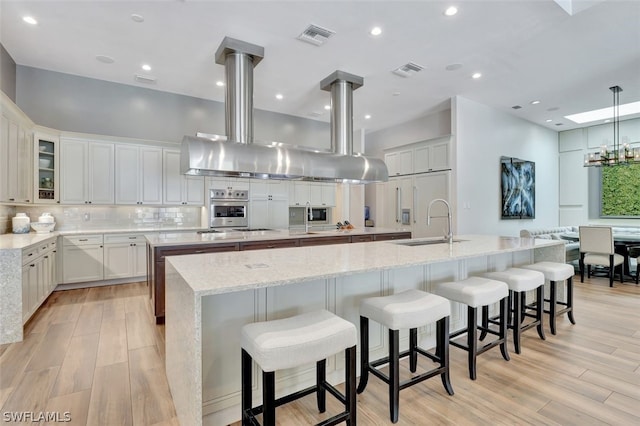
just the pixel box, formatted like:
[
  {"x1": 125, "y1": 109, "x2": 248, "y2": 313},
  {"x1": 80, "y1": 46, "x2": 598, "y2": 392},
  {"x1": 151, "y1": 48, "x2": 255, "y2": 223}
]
[{"x1": 584, "y1": 85, "x2": 640, "y2": 167}]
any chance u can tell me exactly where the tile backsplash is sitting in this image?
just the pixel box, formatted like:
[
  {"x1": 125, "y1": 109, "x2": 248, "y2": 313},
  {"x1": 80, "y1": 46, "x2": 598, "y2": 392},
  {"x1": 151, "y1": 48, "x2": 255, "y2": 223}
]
[{"x1": 0, "y1": 205, "x2": 203, "y2": 233}]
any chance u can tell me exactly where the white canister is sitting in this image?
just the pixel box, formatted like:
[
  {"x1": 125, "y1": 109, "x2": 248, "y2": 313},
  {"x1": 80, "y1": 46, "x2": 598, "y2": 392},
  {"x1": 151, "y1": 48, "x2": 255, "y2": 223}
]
[
  {"x1": 12, "y1": 213, "x2": 31, "y2": 234},
  {"x1": 38, "y1": 212, "x2": 55, "y2": 223}
]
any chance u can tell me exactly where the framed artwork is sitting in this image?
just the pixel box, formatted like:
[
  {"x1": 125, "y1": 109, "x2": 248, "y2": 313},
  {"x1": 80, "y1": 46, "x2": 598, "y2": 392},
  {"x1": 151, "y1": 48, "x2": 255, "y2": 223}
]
[{"x1": 500, "y1": 156, "x2": 535, "y2": 219}]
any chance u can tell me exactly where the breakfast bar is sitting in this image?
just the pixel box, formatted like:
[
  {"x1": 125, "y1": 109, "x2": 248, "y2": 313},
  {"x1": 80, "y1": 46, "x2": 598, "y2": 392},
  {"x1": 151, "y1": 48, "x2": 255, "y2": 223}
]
[{"x1": 164, "y1": 235, "x2": 564, "y2": 426}]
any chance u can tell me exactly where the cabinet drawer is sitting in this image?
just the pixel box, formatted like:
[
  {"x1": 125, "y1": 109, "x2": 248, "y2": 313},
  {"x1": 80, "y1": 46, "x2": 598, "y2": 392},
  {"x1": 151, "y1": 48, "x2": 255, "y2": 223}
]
[
  {"x1": 373, "y1": 232, "x2": 412, "y2": 241},
  {"x1": 351, "y1": 235, "x2": 374, "y2": 243},
  {"x1": 240, "y1": 239, "x2": 299, "y2": 251},
  {"x1": 22, "y1": 246, "x2": 40, "y2": 265},
  {"x1": 104, "y1": 233, "x2": 146, "y2": 244},
  {"x1": 63, "y1": 234, "x2": 104, "y2": 246},
  {"x1": 157, "y1": 243, "x2": 239, "y2": 259},
  {"x1": 299, "y1": 236, "x2": 351, "y2": 246}
]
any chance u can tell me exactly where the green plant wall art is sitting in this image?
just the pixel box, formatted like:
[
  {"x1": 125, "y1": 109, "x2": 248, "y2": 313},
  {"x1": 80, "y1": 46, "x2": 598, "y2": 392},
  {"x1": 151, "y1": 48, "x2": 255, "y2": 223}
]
[{"x1": 601, "y1": 163, "x2": 640, "y2": 216}]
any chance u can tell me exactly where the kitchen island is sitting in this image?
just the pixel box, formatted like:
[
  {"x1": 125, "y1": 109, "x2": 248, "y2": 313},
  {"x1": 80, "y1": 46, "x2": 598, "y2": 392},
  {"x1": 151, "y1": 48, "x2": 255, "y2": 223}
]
[
  {"x1": 164, "y1": 234, "x2": 564, "y2": 426},
  {"x1": 146, "y1": 227, "x2": 411, "y2": 322}
]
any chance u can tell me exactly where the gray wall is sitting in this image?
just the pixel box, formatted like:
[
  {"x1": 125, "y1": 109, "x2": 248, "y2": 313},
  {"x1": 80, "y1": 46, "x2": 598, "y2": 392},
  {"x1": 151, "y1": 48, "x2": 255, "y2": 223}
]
[
  {"x1": 1, "y1": 44, "x2": 17, "y2": 101},
  {"x1": 16, "y1": 66, "x2": 330, "y2": 148}
]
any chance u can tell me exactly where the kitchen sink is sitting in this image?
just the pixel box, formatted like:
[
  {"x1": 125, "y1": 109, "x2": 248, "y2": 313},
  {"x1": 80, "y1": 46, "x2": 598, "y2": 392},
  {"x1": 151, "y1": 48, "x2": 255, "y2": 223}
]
[{"x1": 394, "y1": 239, "x2": 467, "y2": 246}]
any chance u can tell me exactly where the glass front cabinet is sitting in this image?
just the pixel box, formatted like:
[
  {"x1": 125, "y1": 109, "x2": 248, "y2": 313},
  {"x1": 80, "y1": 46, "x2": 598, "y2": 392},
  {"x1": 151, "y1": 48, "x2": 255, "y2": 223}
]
[{"x1": 33, "y1": 132, "x2": 60, "y2": 203}]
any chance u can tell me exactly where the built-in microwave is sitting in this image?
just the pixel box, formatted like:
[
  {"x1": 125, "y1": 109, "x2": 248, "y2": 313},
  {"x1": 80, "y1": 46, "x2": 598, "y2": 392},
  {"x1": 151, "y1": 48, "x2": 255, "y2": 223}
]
[{"x1": 289, "y1": 207, "x2": 331, "y2": 226}]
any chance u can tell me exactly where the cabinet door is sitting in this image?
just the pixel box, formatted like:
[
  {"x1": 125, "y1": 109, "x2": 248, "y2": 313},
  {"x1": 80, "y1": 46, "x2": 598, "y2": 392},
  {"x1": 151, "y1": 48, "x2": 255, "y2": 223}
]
[
  {"x1": 398, "y1": 150, "x2": 413, "y2": 175},
  {"x1": 308, "y1": 183, "x2": 323, "y2": 205},
  {"x1": 22, "y1": 264, "x2": 31, "y2": 322},
  {"x1": 115, "y1": 145, "x2": 139, "y2": 204},
  {"x1": 133, "y1": 243, "x2": 147, "y2": 277},
  {"x1": 268, "y1": 198, "x2": 290, "y2": 229},
  {"x1": 62, "y1": 245, "x2": 104, "y2": 283},
  {"x1": 268, "y1": 180, "x2": 289, "y2": 199},
  {"x1": 184, "y1": 176, "x2": 205, "y2": 205},
  {"x1": 104, "y1": 243, "x2": 133, "y2": 279},
  {"x1": 385, "y1": 152, "x2": 398, "y2": 176},
  {"x1": 28, "y1": 258, "x2": 39, "y2": 319},
  {"x1": 89, "y1": 142, "x2": 115, "y2": 204},
  {"x1": 249, "y1": 199, "x2": 269, "y2": 229},
  {"x1": 413, "y1": 146, "x2": 430, "y2": 173},
  {"x1": 292, "y1": 182, "x2": 309, "y2": 206},
  {"x1": 60, "y1": 139, "x2": 88, "y2": 204},
  {"x1": 384, "y1": 181, "x2": 401, "y2": 228},
  {"x1": 140, "y1": 147, "x2": 163, "y2": 204},
  {"x1": 16, "y1": 126, "x2": 33, "y2": 203},
  {"x1": 429, "y1": 142, "x2": 450, "y2": 171},
  {"x1": 163, "y1": 149, "x2": 183, "y2": 205},
  {"x1": 34, "y1": 133, "x2": 60, "y2": 204},
  {"x1": 413, "y1": 171, "x2": 451, "y2": 238},
  {"x1": 321, "y1": 183, "x2": 336, "y2": 207},
  {"x1": 0, "y1": 115, "x2": 9, "y2": 201}
]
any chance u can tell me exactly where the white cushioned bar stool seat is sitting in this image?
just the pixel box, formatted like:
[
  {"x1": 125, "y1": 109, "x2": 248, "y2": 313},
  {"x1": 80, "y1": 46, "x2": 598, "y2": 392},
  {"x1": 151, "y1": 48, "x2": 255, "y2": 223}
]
[
  {"x1": 522, "y1": 262, "x2": 575, "y2": 335},
  {"x1": 357, "y1": 290, "x2": 453, "y2": 423},
  {"x1": 433, "y1": 277, "x2": 510, "y2": 380},
  {"x1": 484, "y1": 268, "x2": 546, "y2": 354},
  {"x1": 241, "y1": 310, "x2": 357, "y2": 426}
]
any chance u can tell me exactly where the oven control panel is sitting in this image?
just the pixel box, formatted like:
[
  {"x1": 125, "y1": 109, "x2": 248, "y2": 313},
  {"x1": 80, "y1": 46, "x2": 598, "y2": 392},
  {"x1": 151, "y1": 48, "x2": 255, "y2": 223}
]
[{"x1": 210, "y1": 189, "x2": 249, "y2": 200}]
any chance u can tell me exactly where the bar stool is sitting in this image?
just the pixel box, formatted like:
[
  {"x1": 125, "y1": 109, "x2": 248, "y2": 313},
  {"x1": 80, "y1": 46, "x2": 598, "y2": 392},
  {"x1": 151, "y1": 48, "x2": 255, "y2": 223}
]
[
  {"x1": 484, "y1": 268, "x2": 546, "y2": 354},
  {"x1": 357, "y1": 289, "x2": 453, "y2": 423},
  {"x1": 241, "y1": 310, "x2": 357, "y2": 426},
  {"x1": 522, "y1": 262, "x2": 575, "y2": 335},
  {"x1": 433, "y1": 277, "x2": 510, "y2": 380}
]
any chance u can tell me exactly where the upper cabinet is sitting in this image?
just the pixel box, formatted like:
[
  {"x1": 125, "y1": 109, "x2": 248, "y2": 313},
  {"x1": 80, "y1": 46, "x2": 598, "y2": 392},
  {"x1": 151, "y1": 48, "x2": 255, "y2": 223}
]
[
  {"x1": 163, "y1": 149, "x2": 205, "y2": 205},
  {"x1": 115, "y1": 145, "x2": 163, "y2": 205},
  {"x1": 33, "y1": 132, "x2": 60, "y2": 204},
  {"x1": 289, "y1": 182, "x2": 336, "y2": 207},
  {"x1": 1, "y1": 95, "x2": 33, "y2": 203},
  {"x1": 60, "y1": 138, "x2": 115, "y2": 204},
  {"x1": 384, "y1": 137, "x2": 451, "y2": 176}
]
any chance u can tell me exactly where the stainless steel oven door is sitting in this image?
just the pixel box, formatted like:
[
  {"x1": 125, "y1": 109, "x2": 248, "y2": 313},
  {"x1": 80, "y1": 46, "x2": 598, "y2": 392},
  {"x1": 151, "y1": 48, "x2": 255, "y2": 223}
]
[{"x1": 210, "y1": 201, "x2": 248, "y2": 228}]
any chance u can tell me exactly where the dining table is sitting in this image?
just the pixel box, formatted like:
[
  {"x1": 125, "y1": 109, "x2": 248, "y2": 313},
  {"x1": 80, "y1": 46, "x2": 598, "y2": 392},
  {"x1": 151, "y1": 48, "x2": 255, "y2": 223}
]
[{"x1": 561, "y1": 231, "x2": 640, "y2": 277}]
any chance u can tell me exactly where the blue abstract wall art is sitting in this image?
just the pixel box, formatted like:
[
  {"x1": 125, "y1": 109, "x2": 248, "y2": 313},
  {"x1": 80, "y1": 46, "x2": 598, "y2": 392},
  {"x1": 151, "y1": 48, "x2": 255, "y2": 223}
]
[{"x1": 501, "y1": 156, "x2": 535, "y2": 219}]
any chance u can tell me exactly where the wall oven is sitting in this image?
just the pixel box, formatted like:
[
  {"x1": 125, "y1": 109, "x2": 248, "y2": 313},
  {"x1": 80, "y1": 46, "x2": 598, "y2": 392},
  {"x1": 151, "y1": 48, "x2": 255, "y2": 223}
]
[{"x1": 209, "y1": 188, "x2": 249, "y2": 228}]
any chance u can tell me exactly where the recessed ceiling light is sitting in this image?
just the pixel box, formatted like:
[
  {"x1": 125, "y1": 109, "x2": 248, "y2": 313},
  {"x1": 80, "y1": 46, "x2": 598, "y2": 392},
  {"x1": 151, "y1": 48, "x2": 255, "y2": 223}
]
[
  {"x1": 370, "y1": 27, "x2": 382, "y2": 36},
  {"x1": 275, "y1": 93, "x2": 284, "y2": 100},
  {"x1": 23, "y1": 16, "x2": 38, "y2": 25},
  {"x1": 392, "y1": 92, "x2": 401, "y2": 96},
  {"x1": 604, "y1": 119, "x2": 611, "y2": 123},
  {"x1": 141, "y1": 64, "x2": 151, "y2": 71},
  {"x1": 365, "y1": 114, "x2": 371, "y2": 120},
  {"x1": 545, "y1": 119, "x2": 553, "y2": 123},
  {"x1": 96, "y1": 55, "x2": 115, "y2": 64},
  {"x1": 324, "y1": 105, "x2": 331, "y2": 110},
  {"x1": 565, "y1": 101, "x2": 640, "y2": 124},
  {"x1": 444, "y1": 6, "x2": 458, "y2": 16},
  {"x1": 471, "y1": 72, "x2": 482, "y2": 79},
  {"x1": 531, "y1": 100, "x2": 541, "y2": 105},
  {"x1": 131, "y1": 14, "x2": 144, "y2": 23},
  {"x1": 216, "y1": 81, "x2": 224, "y2": 87}
]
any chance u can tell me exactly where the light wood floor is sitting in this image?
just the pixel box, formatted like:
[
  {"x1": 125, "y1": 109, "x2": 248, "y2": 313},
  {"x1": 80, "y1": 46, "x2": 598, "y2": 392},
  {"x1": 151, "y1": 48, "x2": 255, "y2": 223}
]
[{"x1": 1, "y1": 276, "x2": 638, "y2": 425}]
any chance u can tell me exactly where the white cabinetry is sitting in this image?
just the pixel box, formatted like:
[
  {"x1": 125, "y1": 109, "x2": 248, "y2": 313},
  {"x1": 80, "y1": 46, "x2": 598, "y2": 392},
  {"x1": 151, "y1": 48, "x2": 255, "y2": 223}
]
[
  {"x1": 21, "y1": 239, "x2": 57, "y2": 323},
  {"x1": 1, "y1": 95, "x2": 33, "y2": 203},
  {"x1": 290, "y1": 182, "x2": 336, "y2": 207},
  {"x1": 163, "y1": 149, "x2": 205, "y2": 205},
  {"x1": 414, "y1": 141, "x2": 450, "y2": 173},
  {"x1": 61, "y1": 235, "x2": 104, "y2": 283},
  {"x1": 207, "y1": 177, "x2": 250, "y2": 191},
  {"x1": 384, "y1": 149, "x2": 413, "y2": 177},
  {"x1": 115, "y1": 145, "x2": 163, "y2": 205},
  {"x1": 60, "y1": 138, "x2": 114, "y2": 204},
  {"x1": 33, "y1": 132, "x2": 60, "y2": 204},
  {"x1": 384, "y1": 137, "x2": 451, "y2": 177},
  {"x1": 103, "y1": 234, "x2": 147, "y2": 279},
  {"x1": 249, "y1": 179, "x2": 289, "y2": 229}
]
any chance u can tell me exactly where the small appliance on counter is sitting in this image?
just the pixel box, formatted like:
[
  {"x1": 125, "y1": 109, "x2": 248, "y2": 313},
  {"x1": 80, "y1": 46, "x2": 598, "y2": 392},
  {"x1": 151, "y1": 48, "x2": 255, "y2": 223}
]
[{"x1": 12, "y1": 213, "x2": 30, "y2": 234}]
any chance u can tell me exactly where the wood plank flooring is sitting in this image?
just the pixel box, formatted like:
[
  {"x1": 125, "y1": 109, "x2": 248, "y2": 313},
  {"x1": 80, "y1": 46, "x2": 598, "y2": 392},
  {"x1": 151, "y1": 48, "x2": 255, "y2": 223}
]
[{"x1": 1, "y1": 276, "x2": 638, "y2": 425}]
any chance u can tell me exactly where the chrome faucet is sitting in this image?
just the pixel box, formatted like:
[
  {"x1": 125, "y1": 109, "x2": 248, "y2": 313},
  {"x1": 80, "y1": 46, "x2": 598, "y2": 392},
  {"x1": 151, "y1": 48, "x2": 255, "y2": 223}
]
[
  {"x1": 427, "y1": 198, "x2": 453, "y2": 243},
  {"x1": 305, "y1": 201, "x2": 312, "y2": 233}
]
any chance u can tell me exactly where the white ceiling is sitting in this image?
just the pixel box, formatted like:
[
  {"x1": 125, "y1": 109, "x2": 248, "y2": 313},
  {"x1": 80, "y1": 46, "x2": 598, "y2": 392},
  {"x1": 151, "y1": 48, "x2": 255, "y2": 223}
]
[{"x1": 1, "y1": 0, "x2": 639, "y2": 134}]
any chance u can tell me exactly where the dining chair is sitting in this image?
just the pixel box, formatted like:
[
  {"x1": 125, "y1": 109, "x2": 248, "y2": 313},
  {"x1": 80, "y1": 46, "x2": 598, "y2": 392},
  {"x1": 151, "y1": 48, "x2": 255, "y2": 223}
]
[{"x1": 578, "y1": 226, "x2": 624, "y2": 287}]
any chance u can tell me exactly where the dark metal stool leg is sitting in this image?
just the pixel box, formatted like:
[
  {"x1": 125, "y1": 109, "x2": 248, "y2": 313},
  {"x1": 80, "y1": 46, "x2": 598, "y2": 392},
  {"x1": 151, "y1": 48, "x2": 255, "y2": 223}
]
[
  {"x1": 479, "y1": 305, "x2": 489, "y2": 341},
  {"x1": 549, "y1": 280, "x2": 557, "y2": 335},
  {"x1": 262, "y1": 371, "x2": 275, "y2": 426},
  {"x1": 567, "y1": 276, "x2": 576, "y2": 324},
  {"x1": 437, "y1": 316, "x2": 454, "y2": 395},
  {"x1": 241, "y1": 349, "x2": 252, "y2": 426},
  {"x1": 357, "y1": 316, "x2": 369, "y2": 394},
  {"x1": 536, "y1": 285, "x2": 546, "y2": 340},
  {"x1": 409, "y1": 328, "x2": 418, "y2": 373},
  {"x1": 513, "y1": 291, "x2": 522, "y2": 354},
  {"x1": 467, "y1": 306, "x2": 478, "y2": 380},
  {"x1": 499, "y1": 297, "x2": 510, "y2": 361},
  {"x1": 316, "y1": 359, "x2": 326, "y2": 413},
  {"x1": 345, "y1": 345, "x2": 357, "y2": 426},
  {"x1": 389, "y1": 329, "x2": 400, "y2": 423}
]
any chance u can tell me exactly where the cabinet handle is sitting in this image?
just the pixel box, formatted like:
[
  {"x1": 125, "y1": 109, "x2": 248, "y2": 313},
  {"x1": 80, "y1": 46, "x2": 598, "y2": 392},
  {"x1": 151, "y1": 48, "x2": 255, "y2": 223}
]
[
  {"x1": 413, "y1": 186, "x2": 417, "y2": 224},
  {"x1": 267, "y1": 245, "x2": 275, "y2": 248},
  {"x1": 27, "y1": 253, "x2": 33, "y2": 257},
  {"x1": 9, "y1": 198, "x2": 15, "y2": 201},
  {"x1": 129, "y1": 237, "x2": 137, "y2": 239},
  {"x1": 44, "y1": 256, "x2": 48, "y2": 259},
  {"x1": 30, "y1": 264, "x2": 35, "y2": 267},
  {"x1": 53, "y1": 250, "x2": 57, "y2": 253},
  {"x1": 100, "y1": 245, "x2": 103, "y2": 248},
  {"x1": 79, "y1": 239, "x2": 88, "y2": 242},
  {"x1": 195, "y1": 250, "x2": 205, "y2": 253}
]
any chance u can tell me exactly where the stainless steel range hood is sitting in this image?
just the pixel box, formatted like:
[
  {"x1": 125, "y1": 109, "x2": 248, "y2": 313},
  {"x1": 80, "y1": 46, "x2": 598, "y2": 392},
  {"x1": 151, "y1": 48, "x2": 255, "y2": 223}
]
[{"x1": 180, "y1": 37, "x2": 388, "y2": 183}]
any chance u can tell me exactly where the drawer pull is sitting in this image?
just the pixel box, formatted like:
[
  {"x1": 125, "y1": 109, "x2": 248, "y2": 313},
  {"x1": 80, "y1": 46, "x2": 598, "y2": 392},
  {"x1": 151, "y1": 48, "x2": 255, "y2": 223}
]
[
  {"x1": 267, "y1": 245, "x2": 275, "y2": 248},
  {"x1": 79, "y1": 239, "x2": 88, "y2": 242},
  {"x1": 129, "y1": 237, "x2": 137, "y2": 239},
  {"x1": 44, "y1": 256, "x2": 49, "y2": 259},
  {"x1": 27, "y1": 253, "x2": 33, "y2": 257},
  {"x1": 195, "y1": 250, "x2": 205, "y2": 253}
]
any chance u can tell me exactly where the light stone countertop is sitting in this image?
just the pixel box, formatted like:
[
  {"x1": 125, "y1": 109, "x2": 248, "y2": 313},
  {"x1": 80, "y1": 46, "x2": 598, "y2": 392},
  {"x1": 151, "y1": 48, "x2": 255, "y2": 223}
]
[
  {"x1": 166, "y1": 234, "x2": 562, "y2": 297},
  {"x1": 0, "y1": 233, "x2": 59, "y2": 250},
  {"x1": 145, "y1": 227, "x2": 410, "y2": 247}
]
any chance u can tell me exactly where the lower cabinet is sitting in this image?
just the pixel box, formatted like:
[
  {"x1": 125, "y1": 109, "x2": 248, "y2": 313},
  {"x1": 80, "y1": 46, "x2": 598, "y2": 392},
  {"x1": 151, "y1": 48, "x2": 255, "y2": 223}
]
[
  {"x1": 21, "y1": 238, "x2": 57, "y2": 323},
  {"x1": 62, "y1": 233, "x2": 147, "y2": 284}
]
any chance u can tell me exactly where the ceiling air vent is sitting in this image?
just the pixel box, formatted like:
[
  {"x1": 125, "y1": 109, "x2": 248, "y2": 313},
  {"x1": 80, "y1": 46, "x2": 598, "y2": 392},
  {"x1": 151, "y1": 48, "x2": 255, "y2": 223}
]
[
  {"x1": 392, "y1": 62, "x2": 424, "y2": 78},
  {"x1": 512, "y1": 105, "x2": 522, "y2": 110},
  {"x1": 134, "y1": 74, "x2": 157, "y2": 84},
  {"x1": 297, "y1": 24, "x2": 335, "y2": 46}
]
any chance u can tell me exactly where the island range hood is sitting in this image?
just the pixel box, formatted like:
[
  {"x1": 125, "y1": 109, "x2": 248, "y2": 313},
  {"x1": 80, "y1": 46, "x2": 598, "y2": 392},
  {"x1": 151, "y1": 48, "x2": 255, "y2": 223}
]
[{"x1": 180, "y1": 37, "x2": 388, "y2": 183}]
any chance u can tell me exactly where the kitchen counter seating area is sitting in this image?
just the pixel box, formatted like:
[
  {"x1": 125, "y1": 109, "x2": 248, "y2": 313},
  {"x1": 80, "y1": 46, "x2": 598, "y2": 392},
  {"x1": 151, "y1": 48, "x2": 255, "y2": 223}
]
[
  {"x1": 146, "y1": 227, "x2": 411, "y2": 323},
  {"x1": 164, "y1": 234, "x2": 564, "y2": 425}
]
